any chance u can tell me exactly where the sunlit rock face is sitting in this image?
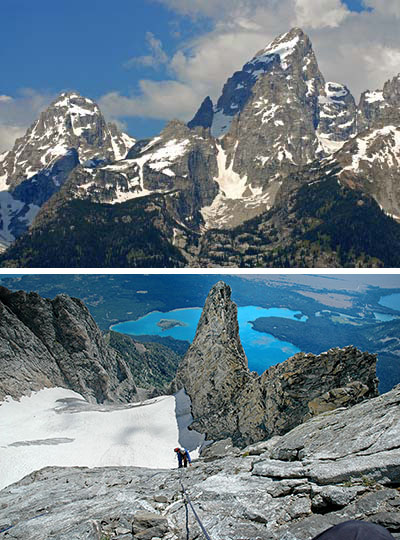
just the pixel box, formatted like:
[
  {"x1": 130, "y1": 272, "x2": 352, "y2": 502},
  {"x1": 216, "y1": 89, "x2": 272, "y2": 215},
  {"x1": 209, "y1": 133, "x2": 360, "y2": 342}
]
[{"x1": 0, "y1": 285, "x2": 138, "y2": 403}]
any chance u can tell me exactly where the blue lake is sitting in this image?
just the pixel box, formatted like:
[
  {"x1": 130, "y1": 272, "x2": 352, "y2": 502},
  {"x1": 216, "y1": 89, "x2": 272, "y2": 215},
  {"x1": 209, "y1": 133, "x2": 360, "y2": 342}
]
[
  {"x1": 111, "y1": 306, "x2": 307, "y2": 374},
  {"x1": 379, "y1": 293, "x2": 400, "y2": 312},
  {"x1": 374, "y1": 312, "x2": 398, "y2": 322}
]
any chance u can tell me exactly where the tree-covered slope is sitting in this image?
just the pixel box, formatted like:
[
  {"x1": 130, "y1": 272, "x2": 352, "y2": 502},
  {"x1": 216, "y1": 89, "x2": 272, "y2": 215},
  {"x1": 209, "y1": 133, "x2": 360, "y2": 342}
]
[
  {"x1": 0, "y1": 195, "x2": 187, "y2": 268},
  {"x1": 196, "y1": 176, "x2": 400, "y2": 268}
]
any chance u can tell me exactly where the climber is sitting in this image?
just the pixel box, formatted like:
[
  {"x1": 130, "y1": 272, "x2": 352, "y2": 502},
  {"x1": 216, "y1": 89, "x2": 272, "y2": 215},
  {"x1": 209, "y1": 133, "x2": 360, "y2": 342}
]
[
  {"x1": 311, "y1": 520, "x2": 395, "y2": 539},
  {"x1": 174, "y1": 447, "x2": 192, "y2": 468}
]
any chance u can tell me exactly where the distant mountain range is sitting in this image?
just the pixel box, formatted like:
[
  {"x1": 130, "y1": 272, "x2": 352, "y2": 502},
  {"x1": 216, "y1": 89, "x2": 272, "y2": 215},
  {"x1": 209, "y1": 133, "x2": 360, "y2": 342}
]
[{"x1": 1, "y1": 27, "x2": 400, "y2": 267}]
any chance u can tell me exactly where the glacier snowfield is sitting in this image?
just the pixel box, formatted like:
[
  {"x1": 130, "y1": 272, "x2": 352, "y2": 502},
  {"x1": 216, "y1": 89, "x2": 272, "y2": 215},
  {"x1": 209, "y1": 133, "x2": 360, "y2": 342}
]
[{"x1": 0, "y1": 388, "x2": 203, "y2": 491}]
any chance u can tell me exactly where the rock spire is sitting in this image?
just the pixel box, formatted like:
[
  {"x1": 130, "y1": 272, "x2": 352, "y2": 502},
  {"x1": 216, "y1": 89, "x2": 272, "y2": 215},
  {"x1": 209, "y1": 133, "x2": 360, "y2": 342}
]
[{"x1": 177, "y1": 281, "x2": 379, "y2": 445}]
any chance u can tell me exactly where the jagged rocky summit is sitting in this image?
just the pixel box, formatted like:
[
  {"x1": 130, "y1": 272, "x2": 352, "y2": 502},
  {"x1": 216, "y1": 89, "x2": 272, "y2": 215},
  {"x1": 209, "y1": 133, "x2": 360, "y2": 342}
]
[
  {"x1": 2, "y1": 28, "x2": 400, "y2": 266},
  {"x1": 176, "y1": 282, "x2": 378, "y2": 446},
  {"x1": 0, "y1": 91, "x2": 135, "y2": 249}
]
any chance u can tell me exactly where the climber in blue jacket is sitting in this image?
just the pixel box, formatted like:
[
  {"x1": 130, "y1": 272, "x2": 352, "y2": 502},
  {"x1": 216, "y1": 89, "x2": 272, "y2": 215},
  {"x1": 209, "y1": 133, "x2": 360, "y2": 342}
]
[{"x1": 174, "y1": 447, "x2": 192, "y2": 468}]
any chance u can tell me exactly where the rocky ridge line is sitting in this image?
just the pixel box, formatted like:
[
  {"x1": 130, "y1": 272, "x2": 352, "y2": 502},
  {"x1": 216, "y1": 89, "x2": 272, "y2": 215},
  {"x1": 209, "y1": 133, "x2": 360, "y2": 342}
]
[{"x1": 0, "y1": 286, "x2": 139, "y2": 403}]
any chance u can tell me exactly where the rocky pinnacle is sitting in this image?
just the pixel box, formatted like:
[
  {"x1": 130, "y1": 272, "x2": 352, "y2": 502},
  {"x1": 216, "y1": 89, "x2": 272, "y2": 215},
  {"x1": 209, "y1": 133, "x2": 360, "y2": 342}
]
[
  {"x1": 176, "y1": 281, "x2": 379, "y2": 446},
  {"x1": 176, "y1": 281, "x2": 266, "y2": 444}
]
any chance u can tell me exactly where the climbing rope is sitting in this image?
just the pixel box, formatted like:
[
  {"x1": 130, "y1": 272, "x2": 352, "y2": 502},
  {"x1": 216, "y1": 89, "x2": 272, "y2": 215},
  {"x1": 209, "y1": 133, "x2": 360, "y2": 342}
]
[
  {"x1": 180, "y1": 479, "x2": 212, "y2": 540},
  {"x1": 183, "y1": 491, "x2": 190, "y2": 540},
  {"x1": 0, "y1": 512, "x2": 48, "y2": 534}
]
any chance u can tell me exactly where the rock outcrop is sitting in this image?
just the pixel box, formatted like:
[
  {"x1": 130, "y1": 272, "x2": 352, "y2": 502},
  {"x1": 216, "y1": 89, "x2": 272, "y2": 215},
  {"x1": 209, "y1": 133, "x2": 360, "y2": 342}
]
[
  {"x1": 175, "y1": 281, "x2": 266, "y2": 444},
  {"x1": 261, "y1": 346, "x2": 378, "y2": 438},
  {"x1": 1, "y1": 384, "x2": 399, "y2": 540},
  {"x1": 176, "y1": 281, "x2": 378, "y2": 446},
  {"x1": 0, "y1": 286, "x2": 138, "y2": 403}
]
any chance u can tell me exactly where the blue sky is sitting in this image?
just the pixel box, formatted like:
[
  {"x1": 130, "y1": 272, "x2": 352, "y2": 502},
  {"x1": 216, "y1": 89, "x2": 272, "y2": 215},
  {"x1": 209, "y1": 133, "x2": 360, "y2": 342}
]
[{"x1": 1, "y1": 0, "x2": 400, "y2": 150}]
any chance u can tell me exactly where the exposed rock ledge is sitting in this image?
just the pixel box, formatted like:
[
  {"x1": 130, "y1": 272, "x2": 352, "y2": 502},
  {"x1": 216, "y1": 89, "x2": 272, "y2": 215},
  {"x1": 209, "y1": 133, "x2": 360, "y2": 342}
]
[{"x1": 1, "y1": 385, "x2": 399, "y2": 540}]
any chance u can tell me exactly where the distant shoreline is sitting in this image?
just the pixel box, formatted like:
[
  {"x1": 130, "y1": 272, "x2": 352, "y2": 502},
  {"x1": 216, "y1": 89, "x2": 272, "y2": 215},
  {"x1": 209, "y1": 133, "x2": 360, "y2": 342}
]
[{"x1": 109, "y1": 306, "x2": 203, "y2": 331}]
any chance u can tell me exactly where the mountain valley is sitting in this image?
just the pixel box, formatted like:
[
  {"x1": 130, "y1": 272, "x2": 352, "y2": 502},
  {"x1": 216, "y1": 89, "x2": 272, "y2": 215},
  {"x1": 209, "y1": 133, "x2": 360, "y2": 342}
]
[{"x1": 3, "y1": 273, "x2": 400, "y2": 393}]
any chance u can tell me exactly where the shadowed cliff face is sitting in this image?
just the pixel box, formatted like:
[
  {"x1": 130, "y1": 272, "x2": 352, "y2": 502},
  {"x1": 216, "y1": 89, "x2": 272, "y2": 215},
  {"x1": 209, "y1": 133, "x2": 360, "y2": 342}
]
[
  {"x1": 0, "y1": 286, "x2": 137, "y2": 403},
  {"x1": 176, "y1": 281, "x2": 379, "y2": 446}
]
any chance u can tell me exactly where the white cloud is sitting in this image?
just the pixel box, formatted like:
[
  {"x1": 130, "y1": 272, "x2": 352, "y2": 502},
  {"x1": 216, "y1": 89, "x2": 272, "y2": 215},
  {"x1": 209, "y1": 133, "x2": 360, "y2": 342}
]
[
  {"x1": 0, "y1": 89, "x2": 54, "y2": 153},
  {"x1": 294, "y1": 0, "x2": 349, "y2": 28},
  {"x1": 150, "y1": 0, "x2": 262, "y2": 19},
  {"x1": 124, "y1": 32, "x2": 169, "y2": 69},
  {"x1": 363, "y1": 0, "x2": 400, "y2": 17},
  {"x1": 99, "y1": 80, "x2": 202, "y2": 122},
  {"x1": 0, "y1": 125, "x2": 25, "y2": 155}
]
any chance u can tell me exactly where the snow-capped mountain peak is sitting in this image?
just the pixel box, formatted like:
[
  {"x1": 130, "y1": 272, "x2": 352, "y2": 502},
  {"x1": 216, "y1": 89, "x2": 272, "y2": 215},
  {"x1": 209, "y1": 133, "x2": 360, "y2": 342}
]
[
  {"x1": 189, "y1": 28, "x2": 322, "y2": 139},
  {"x1": 0, "y1": 91, "x2": 135, "y2": 190},
  {"x1": 257, "y1": 27, "x2": 307, "y2": 70},
  {"x1": 0, "y1": 91, "x2": 136, "y2": 250}
]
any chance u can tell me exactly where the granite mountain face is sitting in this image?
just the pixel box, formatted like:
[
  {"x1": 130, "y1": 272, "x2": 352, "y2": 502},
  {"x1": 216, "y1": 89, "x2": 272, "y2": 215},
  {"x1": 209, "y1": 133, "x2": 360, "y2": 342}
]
[
  {"x1": 188, "y1": 28, "x2": 357, "y2": 229},
  {"x1": 1, "y1": 28, "x2": 400, "y2": 266},
  {"x1": 176, "y1": 281, "x2": 378, "y2": 446},
  {"x1": 0, "y1": 286, "x2": 180, "y2": 403},
  {"x1": 0, "y1": 285, "x2": 138, "y2": 403},
  {"x1": 0, "y1": 92, "x2": 135, "y2": 250}
]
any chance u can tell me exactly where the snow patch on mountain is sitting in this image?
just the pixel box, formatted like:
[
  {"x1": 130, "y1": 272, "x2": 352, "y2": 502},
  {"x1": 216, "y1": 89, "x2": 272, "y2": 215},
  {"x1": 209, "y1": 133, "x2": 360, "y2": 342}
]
[
  {"x1": 147, "y1": 139, "x2": 190, "y2": 169},
  {"x1": 0, "y1": 387, "x2": 204, "y2": 491},
  {"x1": 201, "y1": 143, "x2": 275, "y2": 229},
  {"x1": 0, "y1": 192, "x2": 40, "y2": 247},
  {"x1": 324, "y1": 82, "x2": 349, "y2": 102},
  {"x1": 261, "y1": 34, "x2": 300, "y2": 70},
  {"x1": 343, "y1": 126, "x2": 400, "y2": 173},
  {"x1": 254, "y1": 99, "x2": 280, "y2": 125},
  {"x1": 213, "y1": 143, "x2": 248, "y2": 199},
  {"x1": 117, "y1": 139, "x2": 190, "y2": 200},
  {"x1": 89, "y1": 137, "x2": 190, "y2": 204},
  {"x1": 110, "y1": 131, "x2": 136, "y2": 161},
  {"x1": 0, "y1": 173, "x2": 7, "y2": 191},
  {"x1": 364, "y1": 90, "x2": 384, "y2": 104},
  {"x1": 317, "y1": 135, "x2": 346, "y2": 154}
]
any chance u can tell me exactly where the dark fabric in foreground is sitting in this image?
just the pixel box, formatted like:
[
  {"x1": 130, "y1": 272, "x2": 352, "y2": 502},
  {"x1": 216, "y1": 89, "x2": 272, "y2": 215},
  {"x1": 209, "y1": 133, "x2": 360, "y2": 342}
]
[{"x1": 312, "y1": 520, "x2": 395, "y2": 540}]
